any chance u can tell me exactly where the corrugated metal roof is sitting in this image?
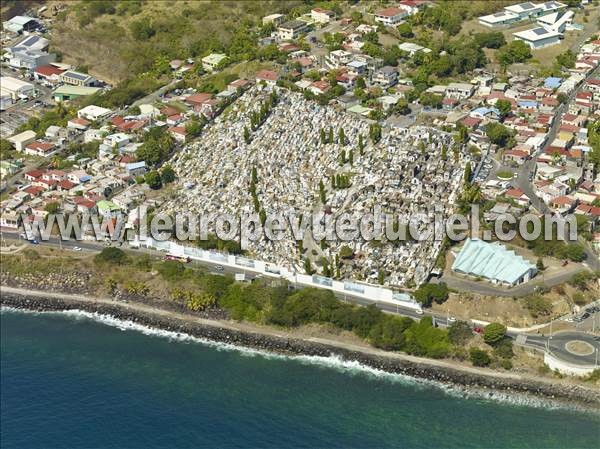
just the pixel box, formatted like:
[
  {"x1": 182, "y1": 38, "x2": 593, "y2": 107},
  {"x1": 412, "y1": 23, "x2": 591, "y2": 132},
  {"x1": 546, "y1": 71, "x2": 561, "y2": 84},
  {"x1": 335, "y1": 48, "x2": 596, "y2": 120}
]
[{"x1": 452, "y1": 239, "x2": 536, "y2": 284}]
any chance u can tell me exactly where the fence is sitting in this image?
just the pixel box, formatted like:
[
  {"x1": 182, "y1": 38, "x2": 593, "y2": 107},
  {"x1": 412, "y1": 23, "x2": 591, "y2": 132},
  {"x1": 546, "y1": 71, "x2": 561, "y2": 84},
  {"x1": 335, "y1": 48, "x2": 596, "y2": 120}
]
[{"x1": 131, "y1": 237, "x2": 422, "y2": 312}]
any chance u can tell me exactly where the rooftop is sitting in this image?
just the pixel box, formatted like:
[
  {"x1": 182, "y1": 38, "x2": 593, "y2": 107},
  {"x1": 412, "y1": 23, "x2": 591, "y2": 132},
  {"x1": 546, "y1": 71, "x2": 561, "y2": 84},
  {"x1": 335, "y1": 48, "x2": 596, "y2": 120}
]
[{"x1": 452, "y1": 239, "x2": 537, "y2": 285}]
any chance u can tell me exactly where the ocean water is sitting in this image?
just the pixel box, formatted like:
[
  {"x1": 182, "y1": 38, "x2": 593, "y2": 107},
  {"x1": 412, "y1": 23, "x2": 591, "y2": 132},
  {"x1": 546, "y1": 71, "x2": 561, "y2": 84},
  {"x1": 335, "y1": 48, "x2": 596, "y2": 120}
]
[{"x1": 1, "y1": 309, "x2": 599, "y2": 449}]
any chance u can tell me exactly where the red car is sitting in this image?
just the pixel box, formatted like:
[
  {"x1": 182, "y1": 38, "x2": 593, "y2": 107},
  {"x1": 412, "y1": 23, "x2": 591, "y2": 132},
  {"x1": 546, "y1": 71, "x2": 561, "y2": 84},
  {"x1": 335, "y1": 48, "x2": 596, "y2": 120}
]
[{"x1": 473, "y1": 326, "x2": 483, "y2": 334}]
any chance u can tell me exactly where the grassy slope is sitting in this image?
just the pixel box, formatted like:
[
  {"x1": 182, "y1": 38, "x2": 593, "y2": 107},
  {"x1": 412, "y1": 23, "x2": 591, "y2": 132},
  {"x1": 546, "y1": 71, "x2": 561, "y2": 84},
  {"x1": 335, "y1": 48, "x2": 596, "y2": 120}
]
[{"x1": 49, "y1": 0, "x2": 301, "y2": 84}]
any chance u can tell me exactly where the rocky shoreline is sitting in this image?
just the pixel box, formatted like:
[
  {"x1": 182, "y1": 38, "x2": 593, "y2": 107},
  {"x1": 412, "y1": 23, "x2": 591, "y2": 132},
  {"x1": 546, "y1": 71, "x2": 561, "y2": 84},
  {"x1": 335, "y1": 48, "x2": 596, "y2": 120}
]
[{"x1": 2, "y1": 289, "x2": 599, "y2": 409}]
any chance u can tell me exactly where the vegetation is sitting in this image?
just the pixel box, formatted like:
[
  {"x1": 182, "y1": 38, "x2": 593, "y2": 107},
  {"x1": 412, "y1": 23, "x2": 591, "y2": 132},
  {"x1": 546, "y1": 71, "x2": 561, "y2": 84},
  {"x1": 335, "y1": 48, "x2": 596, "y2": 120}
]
[
  {"x1": 470, "y1": 347, "x2": 491, "y2": 367},
  {"x1": 94, "y1": 247, "x2": 129, "y2": 265},
  {"x1": 483, "y1": 323, "x2": 507, "y2": 345},
  {"x1": 414, "y1": 283, "x2": 449, "y2": 307}
]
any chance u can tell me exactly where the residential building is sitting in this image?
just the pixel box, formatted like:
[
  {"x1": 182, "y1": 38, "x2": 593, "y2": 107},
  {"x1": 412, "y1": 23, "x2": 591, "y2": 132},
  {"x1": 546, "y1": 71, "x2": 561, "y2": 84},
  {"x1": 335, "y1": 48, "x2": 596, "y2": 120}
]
[
  {"x1": 24, "y1": 141, "x2": 58, "y2": 158},
  {"x1": 346, "y1": 60, "x2": 368, "y2": 77},
  {"x1": 255, "y1": 70, "x2": 279, "y2": 86},
  {"x1": 398, "y1": 42, "x2": 431, "y2": 56},
  {"x1": 78, "y1": 105, "x2": 112, "y2": 121},
  {"x1": 374, "y1": 7, "x2": 408, "y2": 26},
  {"x1": 277, "y1": 20, "x2": 307, "y2": 40},
  {"x1": 34, "y1": 64, "x2": 65, "y2": 83},
  {"x1": 263, "y1": 13, "x2": 285, "y2": 26},
  {"x1": 311, "y1": 8, "x2": 335, "y2": 23},
  {"x1": 445, "y1": 82, "x2": 475, "y2": 100},
  {"x1": 325, "y1": 50, "x2": 353, "y2": 69},
  {"x1": 202, "y1": 53, "x2": 228, "y2": 72},
  {"x1": 537, "y1": 10, "x2": 573, "y2": 33},
  {"x1": 372, "y1": 66, "x2": 399, "y2": 88}
]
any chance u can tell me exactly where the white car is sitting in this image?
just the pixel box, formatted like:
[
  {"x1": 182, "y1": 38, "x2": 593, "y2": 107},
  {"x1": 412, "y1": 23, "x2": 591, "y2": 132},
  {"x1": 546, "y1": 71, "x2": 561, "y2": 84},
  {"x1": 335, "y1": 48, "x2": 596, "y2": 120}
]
[
  {"x1": 447, "y1": 316, "x2": 456, "y2": 323},
  {"x1": 73, "y1": 246, "x2": 82, "y2": 251},
  {"x1": 415, "y1": 309, "x2": 424, "y2": 315}
]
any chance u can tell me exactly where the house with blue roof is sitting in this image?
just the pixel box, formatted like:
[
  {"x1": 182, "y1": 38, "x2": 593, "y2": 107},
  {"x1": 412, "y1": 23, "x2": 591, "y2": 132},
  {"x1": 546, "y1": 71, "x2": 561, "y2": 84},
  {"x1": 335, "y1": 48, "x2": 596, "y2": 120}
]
[
  {"x1": 544, "y1": 77, "x2": 562, "y2": 89},
  {"x1": 452, "y1": 239, "x2": 537, "y2": 286}
]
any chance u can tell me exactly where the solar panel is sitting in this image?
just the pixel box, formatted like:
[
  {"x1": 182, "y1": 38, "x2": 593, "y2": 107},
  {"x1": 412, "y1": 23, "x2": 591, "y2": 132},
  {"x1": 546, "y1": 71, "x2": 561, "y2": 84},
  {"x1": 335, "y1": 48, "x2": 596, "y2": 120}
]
[
  {"x1": 521, "y1": 2, "x2": 535, "y2": 9},
  {"x1": 64, "y1": 71, "x2": 89, "y2": 81},
  {"x1": 532, "y1": 28, "x2": 548, "y2": 35}
]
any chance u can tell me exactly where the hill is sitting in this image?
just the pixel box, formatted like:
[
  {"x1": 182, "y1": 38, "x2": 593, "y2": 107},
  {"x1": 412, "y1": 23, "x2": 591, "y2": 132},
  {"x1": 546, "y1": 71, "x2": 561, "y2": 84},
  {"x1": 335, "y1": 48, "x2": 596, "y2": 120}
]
[{"x1": 48, "y1": 0, "x2": 304, "y2": 84}]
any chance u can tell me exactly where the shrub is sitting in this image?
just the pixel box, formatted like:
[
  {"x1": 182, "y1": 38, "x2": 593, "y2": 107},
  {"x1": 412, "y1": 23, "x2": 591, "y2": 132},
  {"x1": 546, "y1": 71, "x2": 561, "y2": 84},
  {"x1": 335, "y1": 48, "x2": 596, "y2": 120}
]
[
  {"x1": 483, "y1": 323, "x2": 507, "y2": 345},
  {"x1": 523, "y1": 294, "x2": 553, "y2": 318},
  {"x1": 492, "y1": 338, "x2": 514, "y2": 359},
  {"x1": 447, "y1": 320, "x2": 473, "y2": 345},
  {"x1": 94, "y1": 247, "x2": 129, "y2": 265},
  {"x1": 470, "y1": 348, "x2": 491, "y2": 367}
]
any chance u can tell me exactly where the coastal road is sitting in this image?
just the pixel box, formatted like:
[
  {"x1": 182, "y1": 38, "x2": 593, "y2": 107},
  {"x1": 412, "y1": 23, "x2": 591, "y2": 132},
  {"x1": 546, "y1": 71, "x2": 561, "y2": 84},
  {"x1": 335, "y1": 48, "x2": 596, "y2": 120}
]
[
  {"x1": 2, "y1": 231, "x2": 597, "y2": 367},
  {"x1": 521, "y1": 332, "x2": 600, "y2": 368}
]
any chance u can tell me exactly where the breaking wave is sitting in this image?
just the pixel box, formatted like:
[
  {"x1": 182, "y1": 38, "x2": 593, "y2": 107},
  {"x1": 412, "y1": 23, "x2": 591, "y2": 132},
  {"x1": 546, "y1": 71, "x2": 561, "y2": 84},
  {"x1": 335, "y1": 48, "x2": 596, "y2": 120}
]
[{"x1": 2, "y1": 306, "x2": 597, "y2": 416}]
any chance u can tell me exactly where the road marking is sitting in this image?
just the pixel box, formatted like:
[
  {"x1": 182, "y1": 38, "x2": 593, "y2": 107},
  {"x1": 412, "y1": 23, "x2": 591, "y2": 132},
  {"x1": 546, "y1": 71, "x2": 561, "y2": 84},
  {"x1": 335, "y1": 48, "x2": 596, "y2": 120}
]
[{"x1": 564, "y1": 340, "x2": 595, "y2": 356}]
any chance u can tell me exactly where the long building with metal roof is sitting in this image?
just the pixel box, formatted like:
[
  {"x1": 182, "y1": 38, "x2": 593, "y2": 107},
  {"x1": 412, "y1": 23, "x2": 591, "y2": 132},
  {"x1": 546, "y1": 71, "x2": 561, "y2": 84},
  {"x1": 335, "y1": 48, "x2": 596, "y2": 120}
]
[{"x1": 452, "y1": 239, "x2": 537, "y2": 286}]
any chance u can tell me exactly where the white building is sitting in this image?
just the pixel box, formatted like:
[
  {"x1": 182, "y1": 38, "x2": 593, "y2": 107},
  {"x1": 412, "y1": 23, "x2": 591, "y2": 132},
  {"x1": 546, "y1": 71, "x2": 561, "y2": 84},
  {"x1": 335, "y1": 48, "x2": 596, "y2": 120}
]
[
  {"x1": 398, "y1": 42, "x2": 431, "y2": 56},
  {"x1": 537, "y1": 10, "x2": 573, "y2": 33},
  {"x1": 0, "y1": 76, "x2": 35, "y2": 100},
  {"x1": 7, "y1": 130, "x2": 36, "y2": 152},
  {"x1": 77, "y1": 105, "x2": 112, "y2": 121},
  {"x1": 513, "y1": 27, "x2": 562, "y2": 49},
  {"x1": 504, "y1": 2, "x2": 544, "y2": 19},
  {"x1": 374, "y1": 7, "x2": 408, "y2": 26},
  {"x1": 311, "y1": 8, "x2": 335, "y2": 24},
  {"x1": 445, "y1": 82, "x2": 475, "y2": 100},
  {"x1": 277, "y1": 20, "x2": 307, "y2": 40},
  {"x1": 202, "y1": 53, "x2": 228, "y2": 72},
  {"x1": 325, "y1": 50, "x2": 353, "y2": 69},
  {"x1": 479, "y1": 10, "x2": 521, "y2": 28},
  {"x1": 262, "y1": 13, "x2": 285, "y2": 26}
]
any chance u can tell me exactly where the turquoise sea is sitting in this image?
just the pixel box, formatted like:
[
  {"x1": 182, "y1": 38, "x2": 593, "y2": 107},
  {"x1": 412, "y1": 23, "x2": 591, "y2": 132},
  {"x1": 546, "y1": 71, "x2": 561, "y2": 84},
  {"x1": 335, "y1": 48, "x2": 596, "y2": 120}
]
[{"x1": 1, "y1": 308, "x2": 599, "y2": 449}]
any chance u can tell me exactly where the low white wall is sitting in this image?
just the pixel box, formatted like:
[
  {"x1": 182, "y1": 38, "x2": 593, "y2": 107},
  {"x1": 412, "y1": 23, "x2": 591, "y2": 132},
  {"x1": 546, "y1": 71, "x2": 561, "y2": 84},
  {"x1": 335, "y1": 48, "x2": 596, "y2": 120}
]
[
  {"x1": 132, "y1": 237, "x2": 422, "y2": 311},
  {"x1": 544, "y1": 352, "x2": 596, "y2": 377}
]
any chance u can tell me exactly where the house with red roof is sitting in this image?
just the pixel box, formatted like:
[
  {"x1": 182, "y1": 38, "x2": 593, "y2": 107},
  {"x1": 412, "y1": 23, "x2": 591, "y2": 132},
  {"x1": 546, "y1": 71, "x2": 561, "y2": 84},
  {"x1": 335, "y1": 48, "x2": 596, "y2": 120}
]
[
  {"x1": 309, "y1": 80, "x2": 331, "y2": 96},
  {"x1": 24, "y1": 169, "x2": 44, "y2": 182},
  {"x1": 168, "y1": 126, "x2": 187, "y2": 143},
  {"x1": 24, "y1": 141, "x2": 57, "y2": 158},
  {"x1": 185, "y1": 93, "x2": 213, "y2": 107},
  {"x1": 460, "y1": 116, "x2": 482, "y2": 130},
  {"x1": 374, "y1": 7, "x2": 408, "y2": 26},
  {"x1": 503, "y1": 149, "x2": 529, "y2": 165},
  {"x1": 503, "y1": 188, "x2": 530, "y2": 207},
  {"x1": 550, "y1": 195, "x2": 576, "y2": 213},
  {"x1": 67, "y1": 117, "x2": 91, "y2": 131},
  {"x1": 255, "y1": 70, "x2": 279, "y2": 86},
  {"x1": 227, "y1": 79, "x2": 250, "y2": 92},
  {"x1": 33, "y1": 64, "x2": 65, "y2": 83}
]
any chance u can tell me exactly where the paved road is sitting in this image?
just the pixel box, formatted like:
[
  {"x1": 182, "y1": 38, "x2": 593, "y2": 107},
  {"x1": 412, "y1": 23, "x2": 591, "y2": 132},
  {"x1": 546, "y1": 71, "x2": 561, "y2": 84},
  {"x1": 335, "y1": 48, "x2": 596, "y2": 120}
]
[
  {"x1": 523, "y1": 332, "x2": 600, "y2": 367},
  {"x1": 3, "y1": 231, "x2": 598, "y2": 367},
  {"x1": 443, "y1": 263, "x2": 586, "y2": 297}
]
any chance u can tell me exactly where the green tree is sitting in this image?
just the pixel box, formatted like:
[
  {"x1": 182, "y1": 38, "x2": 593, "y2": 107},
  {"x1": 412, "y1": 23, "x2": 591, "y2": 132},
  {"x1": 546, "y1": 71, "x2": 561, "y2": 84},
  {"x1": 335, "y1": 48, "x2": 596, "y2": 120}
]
[
  {"x1": 44, "y1": 202, "x2": 60, "y2": 214},
  {"x1": 485, "y1": 122, "x2": 513, "y2": 147},
  {"x1": 497, "y1": 40, "x2": 532, "y2": 67},
  {"x1": 145, "y1": 170, "x2": 162, "y2": 189},
  {"x1": 469, "y1": 348, "x2": 491, "y2": 367},
  {"x1": 464, "y1": 163, "x2": 472, "y2": 186},
  {"x1": 414, "y1": 283, "x2": 449, "y2": 307},
  {"x1": 483, "y1": 323, "x2": 507, "y2": 345},
  {"x1": 397, "y1": 22, "x2": 414, "y2": 38},
  {"x1": 496, "y1": 99, "x2": 512, "y2": 119},
  {"x1": 244, "y1": 126, "x2": 251, "y2": 144},
  {"x1": 160, "y1": 165, "x2": 176, "y2": 184}
]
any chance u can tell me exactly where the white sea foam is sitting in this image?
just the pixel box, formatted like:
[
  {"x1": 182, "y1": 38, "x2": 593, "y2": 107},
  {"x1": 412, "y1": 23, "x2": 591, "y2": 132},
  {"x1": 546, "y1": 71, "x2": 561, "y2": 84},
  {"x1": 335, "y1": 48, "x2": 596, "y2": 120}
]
[{"x1": 2, "y1": 306, "x2": 597, "y2": 415}]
